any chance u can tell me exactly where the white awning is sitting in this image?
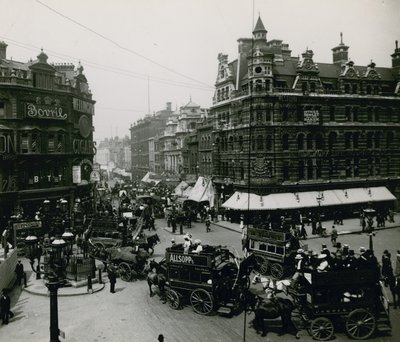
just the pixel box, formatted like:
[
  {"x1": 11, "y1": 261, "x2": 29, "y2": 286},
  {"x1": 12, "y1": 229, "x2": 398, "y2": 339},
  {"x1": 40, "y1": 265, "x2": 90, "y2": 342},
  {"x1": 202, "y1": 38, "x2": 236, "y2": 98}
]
[{"x1": 221, "y1": 187, "x2": 396, "y2": 211}]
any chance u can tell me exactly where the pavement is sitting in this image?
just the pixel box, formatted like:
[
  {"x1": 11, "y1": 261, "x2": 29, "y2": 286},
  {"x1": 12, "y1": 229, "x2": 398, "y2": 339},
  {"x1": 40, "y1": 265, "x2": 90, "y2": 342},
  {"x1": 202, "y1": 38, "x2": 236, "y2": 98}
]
[{"x1": 210, "y1": 213, "x2": 400, "y2": 238}]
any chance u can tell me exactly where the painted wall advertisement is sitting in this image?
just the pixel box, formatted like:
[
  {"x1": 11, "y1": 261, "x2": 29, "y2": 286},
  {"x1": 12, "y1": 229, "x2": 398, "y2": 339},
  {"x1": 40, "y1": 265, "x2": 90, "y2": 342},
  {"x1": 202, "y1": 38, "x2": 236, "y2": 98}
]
[
  {"x1": 303, "y1": 110, "x2": 320, "y2": 125},
  {"x1": 72, "y1": 165, "x2": 81, "y2": 184}
]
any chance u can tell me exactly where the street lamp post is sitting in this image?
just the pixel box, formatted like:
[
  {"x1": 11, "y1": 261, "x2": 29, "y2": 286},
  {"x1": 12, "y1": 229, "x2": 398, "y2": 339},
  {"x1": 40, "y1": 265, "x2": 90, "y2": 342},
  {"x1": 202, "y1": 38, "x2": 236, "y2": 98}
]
[
  {"x1": 25, "y1": 233, "x2": 74, "y2": 342},
  {"x1": 316, "y1": 192, "x2": 324, "y2": 234}
]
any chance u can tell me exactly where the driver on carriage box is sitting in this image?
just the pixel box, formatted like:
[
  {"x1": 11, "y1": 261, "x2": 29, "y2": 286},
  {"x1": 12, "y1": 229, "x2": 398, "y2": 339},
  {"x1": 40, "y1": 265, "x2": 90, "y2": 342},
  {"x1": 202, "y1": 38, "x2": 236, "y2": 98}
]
[{"x1": 193, "y1": 239, "x2": 203, "y2": 254}]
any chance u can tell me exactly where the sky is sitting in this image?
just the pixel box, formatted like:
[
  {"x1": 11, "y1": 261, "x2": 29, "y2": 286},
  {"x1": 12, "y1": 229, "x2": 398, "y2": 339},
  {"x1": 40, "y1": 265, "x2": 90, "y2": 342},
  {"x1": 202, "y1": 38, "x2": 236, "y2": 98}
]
[{"x1": 1, "y1": 0, "x2": 400, "y2": 142}]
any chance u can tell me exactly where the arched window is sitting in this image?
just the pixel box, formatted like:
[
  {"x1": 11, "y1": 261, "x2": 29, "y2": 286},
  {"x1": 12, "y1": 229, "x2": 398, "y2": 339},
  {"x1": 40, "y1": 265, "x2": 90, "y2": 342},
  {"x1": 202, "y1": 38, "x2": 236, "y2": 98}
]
[
  {"x1": 306, "y1": 133, "x2": 313, "y2": 150},
  {"x1": 297, "y1": 134, "x2": 305, "y2": 150},
  {"x1": 316, "y1": 159, "x2": 322, "y2": 178},
  {"x1": 257, "y1": 135, "x2": 264, "y2": 150},
  {"x1": 266, "y1": 135, "x2": 272, "y2": 151},
  {"x1": 282, "y1": 161, "x2": 290, "y2": 181},
  {"x1": 265, "y1": 106, "x2": 271, "y2": 122},
  {"x1": 328, "y1": 132, "x2": 337, "y2": 150},
  {"x1": 344, "y1": 84, "x2": 350, "y2": 94},
  {"x1": 344, "y1": 132, "x2": 352, "y2": 149},
  {"x1": 352, "y1": 83, "x2": 358, "y2": 94},
  {"x1": 282, "y1": 134, "x2": 289, "y2": 151},
  {"x1": 310, "y1": 82, "x2": 316, "y2": 93},
  {"x1": 257, "y1": 111, "x2": 263, "y2": 122},
  {"x1": 315, "y1": 134, "x2": 324, "y2": 150}
]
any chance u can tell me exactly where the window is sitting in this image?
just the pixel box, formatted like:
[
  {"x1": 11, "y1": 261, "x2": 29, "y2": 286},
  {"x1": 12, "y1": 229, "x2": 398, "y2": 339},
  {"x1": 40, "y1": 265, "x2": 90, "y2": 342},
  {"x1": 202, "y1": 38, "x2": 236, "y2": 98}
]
[
  {"x1": 31, "y1": 133, "x2": 40, "y2": 153},
  {"x1": 307, "y1": 159, "x2": 314, "y2": 180},
  {"x1": 21, "y1": 134, "x2": 29, "y2": 153},
  {"x1": 282, "y1": 134, "x2": 289, "y2": 151},
  {"x1": 302, "y1": 82, "x2": 308, "y2": 94},
  {"x1": 0, "y1": 102, "x2": 4, "y2": 117},
  {"x1": 374, "y1": 107, "x2": 380, "y2": 122},
  {"x1": 316, "y1": 159, "x2": 322, "y2": 178},
  {"x1": 353, "y1": 132, "x2": 359, "y2": 149},
  {"x1": 283, "y1": 161, "x2": 290, "y2": 181},
  {"x1": 265, "y1": 107, "x2": 271, "y2": 122},
  {"x1": 344, "y1": 84, "x2": 350, "y2": 94},
  {"x1": 352, "y1": 83, "x2": 358, "y2": 94},
  {"x1": 353, "y1": 107, "x2": 358, "y2": 122},
  {"x1": 281, "y1": 107, "x2": 289, "y2": 121},
  {"x1": 387, "y1": 131, "x2": 394, "y2": 148},
  {"x1": 266, "y1": 135, "x2": 272, "y2": 151},
  {"x1": 354, "y1": 158, "x2": 359, "y2": 177},
  {"x1": 240, "y1": 162, "x2": 244, "y2": 180},
  {"x1": 345, "y1": 132, "x2": 352, "y2": 149},
  {"x1": 345, "y1": 159, "x2": 352, "y2": 177},
  {"x1": 328, "y1": 132, "x2": 337, "y2": 150},
  {"x1": 367, "y1": 107, "x2": 373, "y2": 122},
  {"x1": 329, "y1": 106, "x2": 335, "y2": 121},
  {"x1": 297, "y1": 134, "x2": 305, "y2": 150},
  {"x1": 375, "y1": 132, "x2": 381, "y2": 148},
  {"x1": 238, "y1": 136, "x2": 243, "y2": 151},
  {"x1": 48, "y1": 134, "x2": 55, "y2": 152},
  {"x1": 229, "y1": 136, "x2": 234, "y2": 150},
  {"x1": 298, "y1": 160, "x2": 305, "y2": 180},
  {"x1": 306, "y1": 134, "x2": 313, "y2": 150},
  {"x1": 315, "y1": 134, "x2": 324, "y2": 150},
  {"x1": 257, "y1": 135, "x2": 264, "y2": 150},
  {"x1": 345, "y1": 107, "x2": 351, "y2": 121},
  {"x1": 366, "y1": 132, "x2": 373, "y2": 149}
]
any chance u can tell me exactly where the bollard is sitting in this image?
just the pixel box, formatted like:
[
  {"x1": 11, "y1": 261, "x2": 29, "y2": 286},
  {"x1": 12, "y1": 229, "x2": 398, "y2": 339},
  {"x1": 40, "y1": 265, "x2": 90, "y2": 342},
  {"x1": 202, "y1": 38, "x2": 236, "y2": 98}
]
[
  {"x1": 87, "y1": 275, "x2": 92, "y2": 293},
  {"x1": 98, "y1": 269, "x2": 103, "y2": 284}
]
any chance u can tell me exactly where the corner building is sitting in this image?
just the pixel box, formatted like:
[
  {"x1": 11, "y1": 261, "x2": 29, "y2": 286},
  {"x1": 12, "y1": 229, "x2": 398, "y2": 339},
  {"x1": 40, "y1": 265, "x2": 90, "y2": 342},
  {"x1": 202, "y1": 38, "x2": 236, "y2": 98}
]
[
  {"x1": 211, "y1": 17, "x2": 400, "y2": 208},
  {"x1": 0, "y1": 42, "x2": 96, "y2": 219}
]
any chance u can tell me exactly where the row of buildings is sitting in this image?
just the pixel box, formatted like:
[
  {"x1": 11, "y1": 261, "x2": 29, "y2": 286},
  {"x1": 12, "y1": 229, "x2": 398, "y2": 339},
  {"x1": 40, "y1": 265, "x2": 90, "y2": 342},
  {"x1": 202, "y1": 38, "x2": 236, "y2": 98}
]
[
  {"x1": 0, "y1": 41, "x2": 96, "y2": 223},
  {"x1": 130, "y1": 17, "x2": 400, "y2": 209}
]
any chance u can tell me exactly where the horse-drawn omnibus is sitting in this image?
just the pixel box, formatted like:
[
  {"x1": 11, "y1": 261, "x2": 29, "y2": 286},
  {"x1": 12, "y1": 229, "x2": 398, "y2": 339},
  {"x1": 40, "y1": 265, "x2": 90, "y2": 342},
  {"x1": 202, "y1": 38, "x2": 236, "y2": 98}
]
[
  {"x1": 289, "y1": 267, "x2": 391, "y2": 340},
  {"x1": 247, "y1": 227, "x2": 300, "y2": 279},
  {"x1": 163, "y1": 245, "x2": 250, "y2": 316}
]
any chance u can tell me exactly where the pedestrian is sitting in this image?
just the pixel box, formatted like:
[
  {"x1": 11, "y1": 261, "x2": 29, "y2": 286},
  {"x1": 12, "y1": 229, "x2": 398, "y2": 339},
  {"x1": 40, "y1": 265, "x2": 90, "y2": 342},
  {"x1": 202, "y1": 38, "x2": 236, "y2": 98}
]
[
  {"x1": 108, "y1": 266, "x2": 117, "y2": 293},
  {"x1": 0, "y1": 289, "x2": 12, "y2": 325},
  {"x1": 205, "y1": 215, "x2": 211, "y2": 233},
  {"x1": 170, "y1": 238, "x2": 176, "y2": 247},
  {"x1": 395, "y1": 250, "x2": 400, "y2": 277},
  {"x1": 14, "y1": 260, "x2": 25, "y2": 286},
  {"x1": 158, "y1": 334, "x2": 164, "y2": 342},
  {"x1": 330, "y1": 226, "x2": 338, "y2": 247},
  {"x1": 382, "y1": 250, "x2": 393, "y2": 286},
  {"x1": 387, "y1": 275, "x2": 399, "y2": 309},
  {"x1": 361, "y1": 216, "x2": 366, "y2": 232},
  {"x1": 299, "y1": 223, "x2": 307, "y2": 240},
  {"x1": 170, "y1": 215, "x2": 177, "y2": 234}
]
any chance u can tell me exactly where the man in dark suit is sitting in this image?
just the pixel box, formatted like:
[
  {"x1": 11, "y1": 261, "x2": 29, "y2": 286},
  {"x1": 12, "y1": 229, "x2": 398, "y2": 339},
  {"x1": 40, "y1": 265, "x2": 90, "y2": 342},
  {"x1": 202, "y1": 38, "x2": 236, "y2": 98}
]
[
  {"x1": 15, "y1": 260, "x2": 25, "y2": 286},
  {"x1": 108, "y1": 267, "x2": 117, "y2": 293},
  {"x1": 0, "y1": 289, "x2": 11, "y2": 324}
]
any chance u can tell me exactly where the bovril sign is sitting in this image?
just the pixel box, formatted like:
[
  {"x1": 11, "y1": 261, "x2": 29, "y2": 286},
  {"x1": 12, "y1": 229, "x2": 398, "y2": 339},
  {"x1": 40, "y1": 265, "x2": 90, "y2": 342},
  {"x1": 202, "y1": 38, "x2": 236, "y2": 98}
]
[
  {"x1": 26, "y1": 103, "x2": 68, "y2": 120},
  {"x1": 169, "y1": 254, "x2": 194, "y2": 264}
]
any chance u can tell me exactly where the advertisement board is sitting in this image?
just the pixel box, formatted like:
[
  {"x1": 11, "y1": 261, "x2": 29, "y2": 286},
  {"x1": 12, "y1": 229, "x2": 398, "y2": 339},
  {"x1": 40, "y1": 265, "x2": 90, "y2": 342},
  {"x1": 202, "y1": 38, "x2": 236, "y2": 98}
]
[{"x1": 304, "y1": 110, "x2": 320, "y2": 125}]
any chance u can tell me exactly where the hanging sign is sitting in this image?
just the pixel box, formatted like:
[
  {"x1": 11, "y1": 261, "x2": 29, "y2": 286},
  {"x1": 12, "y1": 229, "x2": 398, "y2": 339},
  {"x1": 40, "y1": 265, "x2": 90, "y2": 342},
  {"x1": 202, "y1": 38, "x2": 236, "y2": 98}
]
[{"x1": 72, "y1": 165, "x2": 81, "y2": 184}]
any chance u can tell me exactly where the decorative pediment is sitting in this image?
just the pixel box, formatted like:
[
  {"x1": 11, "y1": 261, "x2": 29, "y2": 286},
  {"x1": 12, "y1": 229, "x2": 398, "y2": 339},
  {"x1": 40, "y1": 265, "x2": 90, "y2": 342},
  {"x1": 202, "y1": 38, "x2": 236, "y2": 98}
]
[
  {"x1": 297, "y1": 49, "x2": 319, "y2": 74},
  {"x1": 216, "y1": 53, "x2": 232, "y2": 83},
  {"x1": 363, "y1": 62, "x2": 381, "y2": 79},
  {"x1": 340, "y1": 60, "x2": 360, "y2": 78}
]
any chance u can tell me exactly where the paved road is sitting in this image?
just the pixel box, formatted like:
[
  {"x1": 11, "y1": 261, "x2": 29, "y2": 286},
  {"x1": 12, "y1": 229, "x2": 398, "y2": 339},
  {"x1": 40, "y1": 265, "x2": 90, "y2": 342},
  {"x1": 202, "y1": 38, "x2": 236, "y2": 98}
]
[{"x1": 0, "y1": 218, "x2": 398, "y2": 342}]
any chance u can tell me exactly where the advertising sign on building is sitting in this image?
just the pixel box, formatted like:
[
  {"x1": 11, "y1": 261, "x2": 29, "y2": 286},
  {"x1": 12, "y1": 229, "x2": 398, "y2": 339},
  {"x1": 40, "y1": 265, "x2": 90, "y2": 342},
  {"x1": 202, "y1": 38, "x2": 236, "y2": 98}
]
[
  {"x1": 304, "y1": 110, "x2": 320, "y2": 125},
  {"x1": 72, "y1": 165, "x2": 81, "y2": 184},
  {"x1": 90, "y1": 170, "x2": 100, "y2": 182}
]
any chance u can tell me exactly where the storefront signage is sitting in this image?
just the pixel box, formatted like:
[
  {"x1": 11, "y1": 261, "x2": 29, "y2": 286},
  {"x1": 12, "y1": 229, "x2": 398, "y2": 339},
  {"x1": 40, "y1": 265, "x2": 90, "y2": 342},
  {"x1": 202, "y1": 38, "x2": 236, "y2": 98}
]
[
  {"x1": 0, "y1": 132, "x2": 16, "y2": 154},
  {"x1": 26, "y1": 103, "x2": 68, "y2": 120},
  {"x1": 13, "y1": 221, "x2": 42, "y2": 230},
  {"x1": 73, "y1": 139, "x2": 96, "y2": 155},
  {"x1": 248, "y1": 227, "x2": 288, "y2": 242},
  {"x1": 72, "y1": 165, "x2": 81, "y2": 184},
  {"x1": 169, "y1": 254, "x2": 194, "y2": 264},
  {"x1": 90, "y1": 171, "x2": 100, "y2": 182},
  {"x1": 304, "y1": 110, "x2": 320, "y2": 125}
]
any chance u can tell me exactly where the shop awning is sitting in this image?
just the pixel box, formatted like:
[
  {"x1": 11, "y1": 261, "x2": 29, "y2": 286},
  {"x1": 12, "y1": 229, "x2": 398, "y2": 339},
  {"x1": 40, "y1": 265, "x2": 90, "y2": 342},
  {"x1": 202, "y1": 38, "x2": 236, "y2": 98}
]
[
  {"x1": 222, "y1": 187, "x2": 396, "y2": 211},
  {"x1": 187, "y1": 177, "x2": 215, "y2": 206},
  {"x1": 141, "y1": 172, "x2": 160, "y2": 185}
]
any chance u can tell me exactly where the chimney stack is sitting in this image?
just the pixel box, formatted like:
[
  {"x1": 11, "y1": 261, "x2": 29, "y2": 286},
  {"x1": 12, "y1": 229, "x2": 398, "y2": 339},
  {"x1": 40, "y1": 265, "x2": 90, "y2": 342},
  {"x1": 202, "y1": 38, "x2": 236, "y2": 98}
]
[{"x1": 0, "y1": 41, "x2": 8, "y2": 59}]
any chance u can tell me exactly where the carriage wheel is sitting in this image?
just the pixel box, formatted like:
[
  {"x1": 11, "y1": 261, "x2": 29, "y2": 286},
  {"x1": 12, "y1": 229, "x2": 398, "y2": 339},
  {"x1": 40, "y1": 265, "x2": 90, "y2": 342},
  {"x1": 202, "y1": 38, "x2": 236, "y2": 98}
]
[
  {"x1": 190, "y1": 289, "x2": 214, "y2": 315},
  {"x1": 270, "y1": 263, "x2": 284, "y2": 280},
  {"x1": 118, "y1": 262, "x2": 132, "y2": 281},
  {"x1": 255, "y1": 256, "x2": 269, "y2": 275},
  {"x1": 166, "y1": 289, "x2": 181, "y2": 310},
  {"x1": 309, "y1": 317, "x2": 335, "y2": 341},
  {"x1": 345, "y1": 309, "x2": 376, "y2": 340}
]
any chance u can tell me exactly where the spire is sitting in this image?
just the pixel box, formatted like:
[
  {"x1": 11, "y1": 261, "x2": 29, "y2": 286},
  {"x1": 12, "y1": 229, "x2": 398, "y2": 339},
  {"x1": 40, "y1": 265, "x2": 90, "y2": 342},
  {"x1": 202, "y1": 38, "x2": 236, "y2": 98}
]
[
  {"x1": 252, "y1": 16, "x2": 267, "y2": 41},
  {"x1": 253, "y1": 16, "x2": 267, "y2": 33}
]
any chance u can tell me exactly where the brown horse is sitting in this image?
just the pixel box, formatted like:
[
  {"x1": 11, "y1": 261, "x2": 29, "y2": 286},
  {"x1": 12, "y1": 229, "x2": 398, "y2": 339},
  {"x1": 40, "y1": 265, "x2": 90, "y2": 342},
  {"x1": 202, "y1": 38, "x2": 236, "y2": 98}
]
[{"x1": 147, "y1": 259, "x2": 167, "y2": 301}]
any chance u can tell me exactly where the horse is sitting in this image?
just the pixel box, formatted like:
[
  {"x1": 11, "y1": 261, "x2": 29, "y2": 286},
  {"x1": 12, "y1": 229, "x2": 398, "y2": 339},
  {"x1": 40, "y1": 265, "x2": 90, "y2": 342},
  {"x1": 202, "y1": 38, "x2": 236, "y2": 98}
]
[
  {"x1": 137, "y1": 234, "x2": 160, "y2": 255},
  {"x1": 235, "y1": 253, "x2": 259, "y2": 289},
  {"x1": 251, "y1": 273, "x2": 292, "y2": 296},
  {"x1": 251, "y1": 293, "x2": 299, "y2": 338},
  {"x1": 147, "y1": 259, "x2": 167, "y2": 301}
]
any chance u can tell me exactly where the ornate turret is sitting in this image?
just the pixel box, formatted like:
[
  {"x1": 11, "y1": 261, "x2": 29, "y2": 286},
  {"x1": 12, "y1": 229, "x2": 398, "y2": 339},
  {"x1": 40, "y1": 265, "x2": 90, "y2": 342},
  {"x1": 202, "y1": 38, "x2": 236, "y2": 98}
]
[
  {"x1": 253, "y1": 16, "x2": 267, "y2": 42},
  {"x1": 37, "y1": 49, "x2": 49, "y2": 64},
  {"x1": 332, "y1": 32, "x2": 349, "y2": 65},
  {"x1": 0, "y1": 41, "x2": 8, "y2": 60},
  {"x1": 391, "y1": 40, "x2": 400, "y2": 72}
]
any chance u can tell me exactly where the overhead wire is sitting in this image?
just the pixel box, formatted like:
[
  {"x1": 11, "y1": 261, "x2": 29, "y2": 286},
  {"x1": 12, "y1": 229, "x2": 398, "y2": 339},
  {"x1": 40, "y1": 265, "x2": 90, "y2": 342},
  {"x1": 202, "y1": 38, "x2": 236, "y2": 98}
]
[
  {"x1": 34, "y1": 0, "x2": 213, "y2": 89},
  {"x1": 0, "y1": 35, "x2": 213, "y2": 92}
]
